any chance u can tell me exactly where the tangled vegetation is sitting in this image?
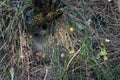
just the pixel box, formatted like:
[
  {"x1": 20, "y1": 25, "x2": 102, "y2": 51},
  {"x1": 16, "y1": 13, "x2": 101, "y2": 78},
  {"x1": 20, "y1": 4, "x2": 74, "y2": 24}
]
[{"x1": 0, "y1": 0, "x2": 120, "y2": 80}]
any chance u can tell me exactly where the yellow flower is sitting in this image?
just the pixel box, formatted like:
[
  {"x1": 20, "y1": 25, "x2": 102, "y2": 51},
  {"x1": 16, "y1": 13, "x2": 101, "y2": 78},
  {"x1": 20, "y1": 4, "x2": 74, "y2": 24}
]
[
  {"x1": 69, "y1": 49, "x2": 75, "y2": 55},
  {"x1": 100, "y1": 48, "x2": 107, "y2": 56},
  {"x1": 99, "y1": 45, "x2": 108, "y2": 61},
  {"x1": 9, "y1": 67, "x2": 14, "y2": 80},
  {"x1": 70, "y1": 27, "x2": 74, "y2": 32},
  {"x1": 100, "y1": 40, "x2": 105, "y2": 46},
  {"x1": 104, "y1": 55, "x2": 108, "y2": 61}
]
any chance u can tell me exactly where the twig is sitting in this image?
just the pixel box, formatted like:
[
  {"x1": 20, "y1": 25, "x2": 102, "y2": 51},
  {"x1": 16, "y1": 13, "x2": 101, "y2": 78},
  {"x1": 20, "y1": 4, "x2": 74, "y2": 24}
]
[
  {"x1": 44, "y1": 66, "x2": 49, "y2": 80},
  {"x1": 62, "y1": 47, "x2": 82, "y2": 76}
]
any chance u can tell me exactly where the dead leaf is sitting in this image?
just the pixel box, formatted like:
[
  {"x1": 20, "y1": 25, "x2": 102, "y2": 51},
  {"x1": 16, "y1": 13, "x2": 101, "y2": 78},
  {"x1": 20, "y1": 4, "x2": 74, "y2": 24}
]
[{"x1": 36, "y1": 51, "x2": 45, "y2": 57}]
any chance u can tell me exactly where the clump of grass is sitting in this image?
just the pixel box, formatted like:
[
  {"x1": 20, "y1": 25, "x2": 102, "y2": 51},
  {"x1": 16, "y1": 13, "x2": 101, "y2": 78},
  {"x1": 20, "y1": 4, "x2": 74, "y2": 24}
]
[{"x1": 0, "y1": 0, "x2": 32, "y2": 80}]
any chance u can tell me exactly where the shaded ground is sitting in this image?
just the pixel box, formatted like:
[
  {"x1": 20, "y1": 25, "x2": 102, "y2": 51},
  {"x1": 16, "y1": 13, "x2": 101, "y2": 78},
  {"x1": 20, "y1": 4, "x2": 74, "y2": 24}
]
[{"x1": 0, "y1": 0, "x2": 120, "y2": 80}]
